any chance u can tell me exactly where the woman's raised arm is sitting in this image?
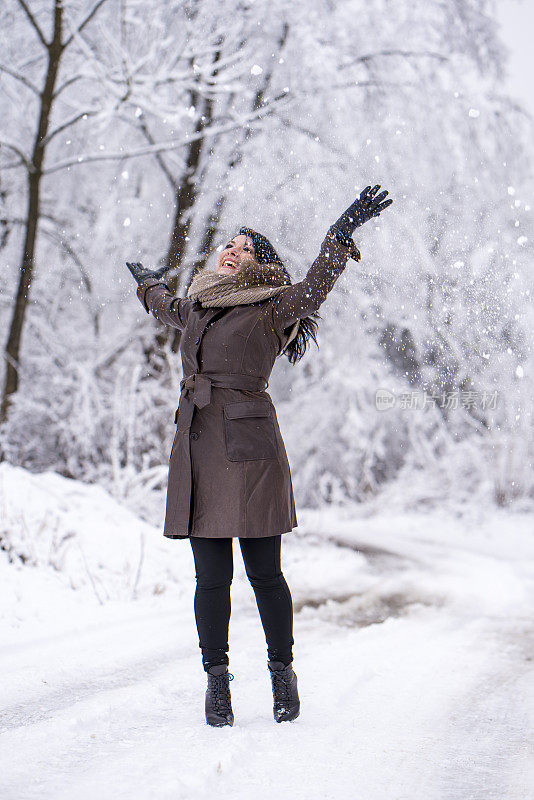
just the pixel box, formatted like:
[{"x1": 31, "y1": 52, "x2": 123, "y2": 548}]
[
  {"x1": 271, "y1": 184, "x2": 393, "y2": 336},
  {"x1": 271, "y1": 232, "x2": 357, "y2": 336},
  {"x1": 126, "y1": 262, "x2": 194, "y2": 331}
]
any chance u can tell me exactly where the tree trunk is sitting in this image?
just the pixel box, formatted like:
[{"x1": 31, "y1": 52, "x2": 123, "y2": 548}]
[
  {"x1": 142, "y1": 22, "x2": 288, "y2": 367},
  {"x1": 142, "y1": 45, "x2": 223, "y2": 362},
  {"x1": 0, "y1": 1, "x2": 63, "y2": 425}
]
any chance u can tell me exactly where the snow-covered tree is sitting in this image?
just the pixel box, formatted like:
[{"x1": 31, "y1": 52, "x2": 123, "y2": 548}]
[{"x1": 1, "y1": 0, "x2": 532, "y2": 513}]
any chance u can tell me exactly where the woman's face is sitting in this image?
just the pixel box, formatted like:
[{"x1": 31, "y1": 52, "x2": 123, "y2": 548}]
[{"x1": 215, "y1": 234, "x2": 256, "y2": 275}]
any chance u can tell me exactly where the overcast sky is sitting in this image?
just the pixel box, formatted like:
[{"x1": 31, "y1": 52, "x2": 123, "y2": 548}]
[{"x1": 495, "y1": 0, "x2": 534, "y2": 119}]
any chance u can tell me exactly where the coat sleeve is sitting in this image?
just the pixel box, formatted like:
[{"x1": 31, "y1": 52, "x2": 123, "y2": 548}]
[
  {"x1": 136, "y1": 278, "x2": 194, "y2": 330},
  {"x1": 270, "y1": 232, "x2": 359, "y2": 339}
]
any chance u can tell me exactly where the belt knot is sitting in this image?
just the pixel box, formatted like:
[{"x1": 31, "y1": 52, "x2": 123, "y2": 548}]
[
  {"x1": 180, "y1": 372, "x2": 213, "y2": 410},
  {"x1": 174, "y1": 372, "x2": 268, "y2": 429}
]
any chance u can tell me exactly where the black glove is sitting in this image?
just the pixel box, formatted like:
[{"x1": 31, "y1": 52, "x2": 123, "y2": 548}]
[
  {"x1": 125, "y1": 261, "x2": 171, "y2": 285},
  {"x1": 328, "y1": 184, "x2": 393, "y2": 248}
]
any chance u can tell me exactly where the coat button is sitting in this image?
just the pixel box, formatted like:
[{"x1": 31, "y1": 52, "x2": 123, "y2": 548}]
[{"x1": 190, "y1": 431, "x2": 199, "y2": 440}]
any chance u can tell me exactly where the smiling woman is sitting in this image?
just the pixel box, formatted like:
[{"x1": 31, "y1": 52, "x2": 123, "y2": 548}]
[
  {"x1": 216, "y1": 234, "x2": 256, "y2": 273},
  {"x1": 125, "y1": 184, "x2": 393, "y2": 727}
]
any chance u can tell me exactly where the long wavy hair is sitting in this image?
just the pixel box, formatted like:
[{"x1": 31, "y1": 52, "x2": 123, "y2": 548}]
[{"x1": 235, "y1": 226, "x2": 320, "y2": 364}]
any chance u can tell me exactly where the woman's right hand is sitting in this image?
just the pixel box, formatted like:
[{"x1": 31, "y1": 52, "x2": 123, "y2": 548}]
[{"x1": 126, "y1": 261, "x2": 171, "y2": 285}]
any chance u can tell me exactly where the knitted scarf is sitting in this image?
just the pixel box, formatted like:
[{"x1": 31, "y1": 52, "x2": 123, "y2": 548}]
[
  {"x1": 187, "y1": 256, "x2": 300, "y2": 354},
  {"x1": 187, "y1": 256, "x2": 291, "y2": 306}
]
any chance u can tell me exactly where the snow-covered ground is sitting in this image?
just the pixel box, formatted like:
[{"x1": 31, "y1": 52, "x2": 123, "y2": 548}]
[{"x1": 1, "y1": 463, "x2": 533, "y2": 800}]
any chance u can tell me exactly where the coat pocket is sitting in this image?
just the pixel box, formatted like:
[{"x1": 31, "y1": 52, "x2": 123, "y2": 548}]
[{"x1": 223, "y1": 400, "x2": 278, "y2": 461}]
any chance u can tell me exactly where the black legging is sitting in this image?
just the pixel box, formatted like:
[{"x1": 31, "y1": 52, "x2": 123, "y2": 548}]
[{"x1": 189, "y1": 535, "x2": 294, "y2": 672}]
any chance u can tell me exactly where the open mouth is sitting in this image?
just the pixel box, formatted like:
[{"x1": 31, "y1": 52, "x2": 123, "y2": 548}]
[{"x1": 222, "y1": 260, "x2": 237, "y2": 269}]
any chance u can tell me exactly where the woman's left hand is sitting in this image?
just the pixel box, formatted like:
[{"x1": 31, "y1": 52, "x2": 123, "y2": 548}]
[
  {"x1": 328, "y1": 184, "x2": 393, "y2": 248},
  {"x1": 126, "y1": 261, "x2": 171, "y2": 285}
]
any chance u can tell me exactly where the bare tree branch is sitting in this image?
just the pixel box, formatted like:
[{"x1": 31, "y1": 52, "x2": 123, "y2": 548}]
[
  {"x1": 0, "y1": 160, "x2": 24, "y2": 170},
  {"x1": 52, "y1": 74, "x2": 82, "y2": 99},
  {"x1": 39, "y1": 221, "x2": 93, "y2": 295},
  {"x1": 0, "y1": 141, "x2": 31, "y2": 170},
  {"x1": 4, "y1": 214, "x2": 98, "y2": 308},
  {"x1": 340, "y1": 49, "x2": 448, "y2": 70},
  {"x1": 43, "y1": 92, "x2": 293, "y2": 175},
  {"x1": 7, "y1": 212, "x2": 70, "y2": 229},
  {"x1": 42, "y1": 140, "x2": 190, "y2": 175},
  {"x1": 62, "y1": 0, "x2": 110, "y2": 50},
  {"x1": 41, "y1": 110, "x2": 99, "y2": 147},
  {"x1": 135, "y1": 117, "x2": 178, "y2": 189},
  {"x1": 0, "y1": 64, "x2": 40, "y2": 94},
  {"x1": 15, "y1": 0, "x2": 49, "y2": 48},
  {"x1": 277, "y1": 119, "x2": 349, "y2": 160}
]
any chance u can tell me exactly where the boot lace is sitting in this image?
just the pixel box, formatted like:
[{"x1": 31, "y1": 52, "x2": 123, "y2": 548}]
[
  {"x1": 270, "y1": 670, "x2": 291, "y2": 703},
  {"x1": 210, "y1": 671, "x2": 234, "y2": 712}
]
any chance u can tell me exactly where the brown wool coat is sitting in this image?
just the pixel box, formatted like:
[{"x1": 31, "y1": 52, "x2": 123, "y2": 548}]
[{"x1": 137, "y1": 231, "x2": 355, "y2": 539}]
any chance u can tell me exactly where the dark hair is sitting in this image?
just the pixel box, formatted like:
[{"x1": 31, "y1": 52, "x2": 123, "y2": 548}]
[{"x1": 235, "y1": 226, "x2": 320, "y2": 364}]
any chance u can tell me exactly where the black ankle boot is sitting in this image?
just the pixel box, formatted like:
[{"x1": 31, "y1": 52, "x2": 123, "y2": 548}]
[
  {"x1": 268, "y1": 660, "x2": 300, "y2": 723},
  {"x1": 205, "y1": 664, "x2": 234, "y2": 727}
]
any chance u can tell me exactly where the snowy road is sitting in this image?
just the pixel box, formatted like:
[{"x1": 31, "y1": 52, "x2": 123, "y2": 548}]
[{"x1": 2, "y1": 505, "x2": 533, "y2": 800}]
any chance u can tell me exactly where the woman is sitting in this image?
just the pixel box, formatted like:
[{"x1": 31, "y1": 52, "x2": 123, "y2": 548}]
[{"x1": 126, "y1": 184, "x2": 393, "y2": 727}]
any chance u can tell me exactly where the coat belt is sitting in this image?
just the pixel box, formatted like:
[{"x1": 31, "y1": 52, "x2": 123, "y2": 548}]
[{"x1": 175, "y1": 372, "x2": 268, "y2": 432}]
